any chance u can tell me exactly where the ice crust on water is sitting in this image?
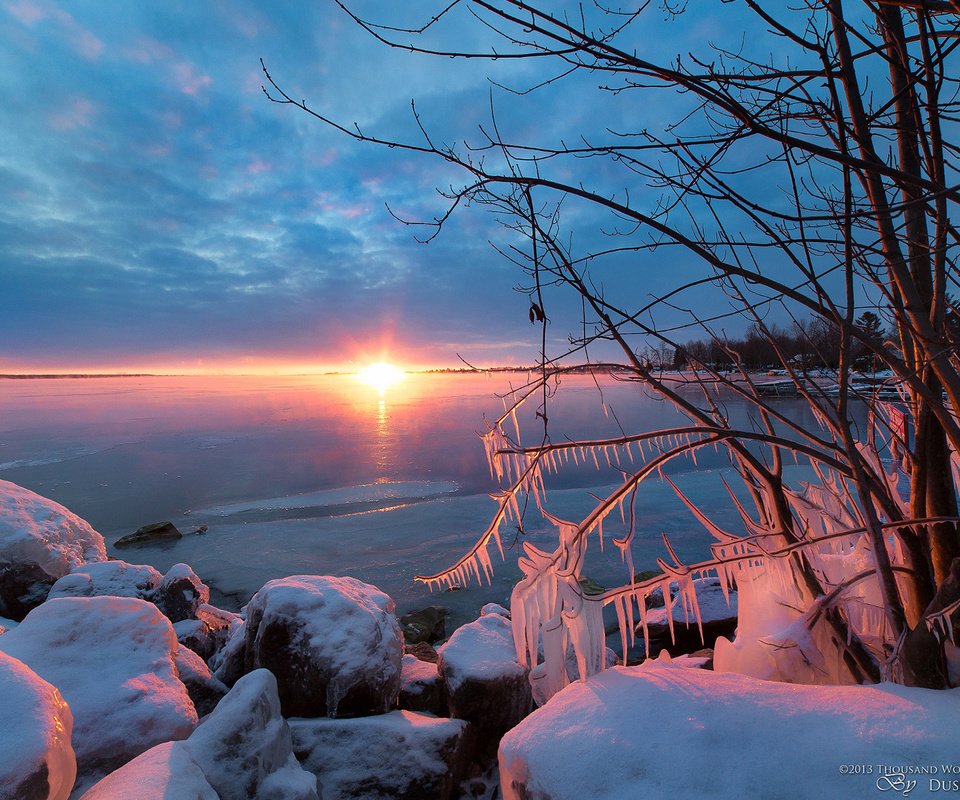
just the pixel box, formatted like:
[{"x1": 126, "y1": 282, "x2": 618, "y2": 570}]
[{"x1": 194, "y1": 480, "x2": 459, "y2": 517}]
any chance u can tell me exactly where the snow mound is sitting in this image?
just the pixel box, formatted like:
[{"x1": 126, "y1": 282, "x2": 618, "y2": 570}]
[
  {"x1": 290, "y1": 710, "x2": 468, "y2": 800},
  {"x1": 242, "y1": 574, "x2": 403, "y2": 717},
  {"x1": 439, "y1": 614, "x2": 531, "y2": 754},
  {"x1": 48, "y1": 560, "x2": 162, "y2": 602},
  {"x1": 78, "y1": 741, "x2": 217, "y2": 800},
  {"x1": 399, "y1": 653, "x2": 445, "y2": 716},
  {"x1": 183, "y1": 669, "x2": 318, "y2": 800},
  {"x1": 499, "y1": 662, "x2": 960, "y2": 800},
  {"x1": 0, "y1": 596, "x2": 197, "y2": 791},
  {"x1": 0, "y1": 480, "x2": 106, "y2": 619},
  {"x1": 0, "y1": 650, "x2": 76, "y2": 800}
]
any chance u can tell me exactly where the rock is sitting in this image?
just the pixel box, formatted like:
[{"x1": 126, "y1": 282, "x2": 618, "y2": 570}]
[
  {"x1": 438, "y1": 614, "x2": 531, "y2": 757},
  {"x1": 399, "y1": 605, "x2": 446, "y2": 644},
  {"x1": 81, "y1": 670, "x2": 317, "y2": 800},
  {"x1": 176, "y1": 603, "x2": 241, "y2": 662},
  {"x1": 0, "y1": 596, "x2": 197, "y2": 792},
  {"x1": 499, "y1": 662, "x2": 960, "y2": 800},
  {"x1": 291, "y1": 710, "x2": 468, "y2": 800},
  {"x1": 242, "y1": 575, "x2": 403, "y2": 717},
  {"x1": 114, "y1": 521, "x2": 182, "y2": 547},
  {"x1": 78, "y1": 741, "x2": 218, "y2": 800},
  {"x1": 398, "y1": 653, "x2": 446, "y2": 716},
  {"x1": 0, "y1": 480, "x2": 106, "y2": 620},
  {"x1": 151, "y1": 563, "x2": 209, "y2": 623},
  {"x1": 479, "y1": 603, "x2": 510, "y2": 618},
  {"x1": 175, "y1": 644, "x2": 228, "y2": 717},
  {"x1": 0, "y1": 651, "x2": 76, "y2": 800},
  {"x1": 210, "y1": 614, "x2": 247, "y2": 686},
  {"x1": 183, "y1": 669, "x2": 318, "y2": 800},
  {"x1": 404, "y1": 640, "x2": 440, "y2": 663},
  {"x1": 48, "y1": 560, "x2": 162, "y2": 602},
  {"x1": 635, "y1": 577, "x2": 738, "y2": 657}
]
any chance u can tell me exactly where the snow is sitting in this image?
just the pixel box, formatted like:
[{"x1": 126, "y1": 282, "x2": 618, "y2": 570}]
[
  {"x1": 480, "y1": 602, "x2": 510, "y2": 617},
  {"x1": 80, "y1": 669, "x2": 317, "y2": 800},
  {"x1": 48, "y1": 560, "x2": 162, "y2": 601},
  {"x1": 499, "y1": 662, "x2": 960, "y2": 800},
  {"x1": 78, "y1": 741, "x2": 217, "y2": 800},
  {"x1": 401, "y1": 652, "x2": 439, "y2": 693},
  {"x1": 0, "y1": 596, "x2": 197, "y2": 791},
  {"x1": 290, "y1": 710, "x2": 468, "y2": 800},
  {"x1": 0, "y1": 615, "x2": 17, "y2": 634},
  {"x1": 439, "y1": 612, "x2": 526, "y2": 693},
  {"x1": 182, "y1": 669, "x2": 317, "y2": 800},
  {"x1": 0, "y1": 650, "x2": 76, "y2": 800},
  {"x1": 0, "y1": 480, "x2": 106, "y2": 572},
  {"x1": 243, "y1": 575, "x2": 403, "y2": 717}
]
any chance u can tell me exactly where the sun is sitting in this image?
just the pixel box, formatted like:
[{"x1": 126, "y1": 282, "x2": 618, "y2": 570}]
[{"x1": 358, "y1": 362, "x2": 405, "y2": 394}]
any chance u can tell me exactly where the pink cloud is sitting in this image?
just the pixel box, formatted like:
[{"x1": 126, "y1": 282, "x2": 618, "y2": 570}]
[
  {"x1": 247, "y1": 159, "x2": 272, "y2": 175},
  {"x1": 49, "y1": 96, "x2": 94, "y2": 130},
  {"x1": 7, "y1": 1, "x2": 103, "y2": 60},
  {"x1": 172, "y1": 61, "x2": 213, "y2": 96},
  {"x1": 120, "y1": 36, "x2": 173, "y2": 65}
]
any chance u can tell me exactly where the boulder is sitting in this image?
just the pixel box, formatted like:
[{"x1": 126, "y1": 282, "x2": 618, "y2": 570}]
[
  {"x1": 404, "y1": 641, "x2": 439, "y2": 663},
  {"x1": 399, "y1": 605, "x2": 446, "y2": 644},
  {"x1": 0, "y1": 651, "x2": 76, "y2": 800},
  {"x1": 81, "y1": 671, "x2": 318, "y2": 800},
  {"x1": 175, "y1": 644, "x2": 228, "y2": 717},
  {"x1": 151, "y1": 563, "x2": 209, "y2": 623},
  {"x1": 210, "y1": 614, "x2": 247, "y2": 686},
  {"x1": 114, "y1": 520, "x2": 182, "y2": 547},
  {"x1": 78, "y1": 741, "x2": 217, "y2": 800},
  {"x1": 291, "y1": 710, "x2": 468, "y2": 800},
  {"x1": 48, "y1": 560, "x2": 162, "y2": 602},
  {"x1": 479, "y1": 603, "x2": 510, "y2": 618},
  {"x1": 0, "y1": 596, "x2": 197, "y2": 792},
  {"x1": 242, "y1": 575, "x2": 403, "y2": 717},
  {"x1": 398, "y1": 653, "x2": 446, "y2": 716},
  {"x1": 438, "y1": 614, "x2": 531, "y2": 756},
  {"x1": 183, "y1": 669, "x2": 318, "y2": 800},
  {"x1": 176, "y1": 603, "x2": 240, "y2": 662},
  {"x1": 0, "y1": 480, "x2": 106, "y2": 620},
  {"x1": 635, "y1": 577, "x2": 738, "y2": 658},
  {"x1": 498, "y1": 662, "x2": 960, "y2": 800}
]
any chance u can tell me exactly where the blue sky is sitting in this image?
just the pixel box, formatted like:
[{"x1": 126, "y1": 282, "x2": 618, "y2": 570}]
[{"x1": 0, "y1": 1, "x2": 792, "y2": 373}]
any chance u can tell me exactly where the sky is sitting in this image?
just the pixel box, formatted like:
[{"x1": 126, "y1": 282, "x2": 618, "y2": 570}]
[{"x1": 0, "y1": 1, "x2": 805, "y2": 374}]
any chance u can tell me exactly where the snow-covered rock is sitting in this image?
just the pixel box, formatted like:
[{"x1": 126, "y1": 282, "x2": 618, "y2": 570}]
[
  {"x1": 0, "y1": 614, "x2": 17, "y2": 634},
  {"x1": 398, "y1": 653, "x2": 446, "y2": 716},
  {"x1": 78, "y1": 741, "x2": 217, "y2": 800},
  {"x1": 499, "y1": 661, "x2": 960, "y2": 800},
  {"x1": 439, "y1": 614, "x2": 531, "y2": 755},
  {"x1": 480, "y1": 602, "x2": 510, "y2": 618},
  {"x1": 291, "y1": 710, "x2": 468, "y2": 800},
  {"x1": 241, "y1": 575, "x2": 403, "y2": 717},
  {"x1": 182, "y1": 669, "x2": 318, "y2": 800},
  {"x1": 0, "y1": 596, "x2": 197, "y2": 791},
  {"x1": 178, "y1": 603, "x2": 241, "y2": 662},
  {"x1": 0, "y1": 480, "x2": 106, "y2": 620},
  {"x1": 0, "y1": 651, "x2": 76, "y2": 800},
  {"x1": 151, "y1": 563, "x2": 209, "y2": 623},
  {"x1": 637, "y1": 577, "x2": 738, "y2": 657},
  {"x1": 50, "y1": 561, "x2": 210, "y2": 626},
  {"x1": 175, "y1": 644, "x2": 227, "y2": 717},
  {"x1": 48, "y1": 560, "x2": 162, "y2": 602},
  {"x1": 80, "y1": 670, "x2": 317, "y2": 800}
]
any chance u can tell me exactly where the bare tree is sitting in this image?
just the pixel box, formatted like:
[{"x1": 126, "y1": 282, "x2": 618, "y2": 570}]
[{"x1": 262, "y1": 1, "x2": 960, "y2": 690}]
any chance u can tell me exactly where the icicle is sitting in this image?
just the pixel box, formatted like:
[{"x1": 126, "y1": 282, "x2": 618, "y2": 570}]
[
  {"x1": 638, "y1": 593, "x2": 650, "y2": 660},
  {"x1": 661, "y1": 579, "x2": 676, "y2": 645},
  {"x1": 615, "y1": 596, "x2": 628, "y2": 666}
]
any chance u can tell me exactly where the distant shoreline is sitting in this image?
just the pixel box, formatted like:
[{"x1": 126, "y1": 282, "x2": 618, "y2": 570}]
[{"x1": 0, "y1": 366, "x2": 624, "y2": 379}]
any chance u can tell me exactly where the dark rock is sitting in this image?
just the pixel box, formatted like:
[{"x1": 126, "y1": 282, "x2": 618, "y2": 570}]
[
  {"x1": 175, "y1": 644, "x2": 228, "y2": 717},
  {"x1": 291, "y1": 711, "x2": 468, "y2": 800},
  {"x1": 405, "y1": 640, "x2": 440, "y2": 663},
  {"x1": 399, "y1": 605, "x2": 446, "y2": 644},
  {"x1": 439, "y1": 614, "x2": 532, "y2": 759},
  {"x1": 0, "y1": 563, "x2": 59, "y2": 621},
  {"x1": 398, "y1": 653, "x2": 446, "y2": 716},
  {"x1": 242, "y1": 575, "x2": 403, "y2": 717},
  {"x1": 175, "y1": 603, "x2": 240, "y2": 662},
  {"x1": 115, "y1": 521, "x2": 182, "y2": 547},
  {"x1": 151, "y1": 563, "x2": 209, "y2": 623},
  {"x1": 635, "y1": 578, "x2": 738, "y2": 658}
]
